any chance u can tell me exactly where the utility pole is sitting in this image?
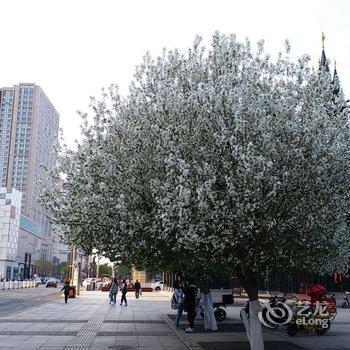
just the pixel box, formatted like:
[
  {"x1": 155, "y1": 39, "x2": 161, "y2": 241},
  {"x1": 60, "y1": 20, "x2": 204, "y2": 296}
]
[
  {"x1": 68, "y1": 245, "x2": 74, "y2": 283},
  {"x1": 77, "y1": 262, "x2": 81, "y2": 295}
]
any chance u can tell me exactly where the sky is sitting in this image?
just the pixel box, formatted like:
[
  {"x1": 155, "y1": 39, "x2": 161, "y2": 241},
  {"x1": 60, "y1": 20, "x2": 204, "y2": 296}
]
[{"x1": 1, "y1": 0, "x2": 349, "y2": 148}]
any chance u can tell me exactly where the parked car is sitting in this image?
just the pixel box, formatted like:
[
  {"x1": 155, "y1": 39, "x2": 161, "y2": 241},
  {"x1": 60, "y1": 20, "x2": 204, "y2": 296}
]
[
  {"x1": 47, "y1": 277, "x2": 60, "y2": 283},
  {"x1": 82, "y1": 278, "x2": 98, "y2": 287},
  {"x1": 151, "y1": 281, "x2": 164, "y2": 292},
  {"x1": 152, "y1": 275, "x2": 163, "y2": 282},
  {"x1": 46, "y1": 280, "x2": 58, "y2": 288},
  {"x1": 82, "y1": 278, "x2": 102, "y2": 290}
]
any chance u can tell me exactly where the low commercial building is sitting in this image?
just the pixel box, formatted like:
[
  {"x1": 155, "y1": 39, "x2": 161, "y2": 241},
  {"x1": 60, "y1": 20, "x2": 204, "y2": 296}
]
[
  {"x1": 0, "y1": 187, "x2": 43, "y2": 280},
  {"x1": 0, "y1": 188, "x2": 22, "y2": 279},
  {"x1": 16, "y1": 216, "x2": 42, "y2": 279}
]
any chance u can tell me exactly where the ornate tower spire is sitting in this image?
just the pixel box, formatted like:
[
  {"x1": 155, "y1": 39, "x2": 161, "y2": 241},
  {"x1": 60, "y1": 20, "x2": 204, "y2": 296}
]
[
  {"x1": 322, "y1": 32, "x2": 325, "y2": 49},
  {"x1": 332, "y1": 59, "x2": 340, "y2": 97},
  {"x1": 320, "y1": 32, "x2": 330, "y2": 72}
]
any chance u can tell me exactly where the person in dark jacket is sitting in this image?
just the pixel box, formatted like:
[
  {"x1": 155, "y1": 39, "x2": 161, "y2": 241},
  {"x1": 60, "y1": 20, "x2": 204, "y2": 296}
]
[
  {"x1": 120, "y1": 279, "x2": 128, "y2": 306},
  {"x1": 134, "y1": 280, "x2": 141, "y2": 299},
  {"x1": 61, "y1": 281, "x2": 70, "y2": 303},
  {"x1": 184, "y1": 279, "x2": 198, "y2": 332}
]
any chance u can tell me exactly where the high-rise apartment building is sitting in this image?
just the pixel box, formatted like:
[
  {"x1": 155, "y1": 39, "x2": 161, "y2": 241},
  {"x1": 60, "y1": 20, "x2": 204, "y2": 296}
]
[{"x1": 0, "y1": 83, "x2": 59, "y2": 262}]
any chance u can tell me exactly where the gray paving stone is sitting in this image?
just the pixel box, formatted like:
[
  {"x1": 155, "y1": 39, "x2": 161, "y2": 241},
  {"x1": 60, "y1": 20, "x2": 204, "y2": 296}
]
[{"x1": 2, "y1": 289, "x2": 348, "y2": 350}]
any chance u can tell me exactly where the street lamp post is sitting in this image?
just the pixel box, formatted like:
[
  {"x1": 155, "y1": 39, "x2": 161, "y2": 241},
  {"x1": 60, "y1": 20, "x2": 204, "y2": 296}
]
[{"x1": 68, "y1": 245, "x2": 75, "y2": 283}]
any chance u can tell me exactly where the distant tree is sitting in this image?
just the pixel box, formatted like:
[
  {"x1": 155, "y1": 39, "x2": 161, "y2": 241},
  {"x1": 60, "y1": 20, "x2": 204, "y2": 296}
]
[
  {"x1": 115, "y1": 263, "x2": 131, "y2": 278},
  {"x1": 98, "y1": 264, "x2": 112, "y2": 277},
  {"x1": 35, "y1": 259, "x2": 53, "y2": 276},
  {"x1": 56, "y1": 261, "x2": 68, "y2": 279}
]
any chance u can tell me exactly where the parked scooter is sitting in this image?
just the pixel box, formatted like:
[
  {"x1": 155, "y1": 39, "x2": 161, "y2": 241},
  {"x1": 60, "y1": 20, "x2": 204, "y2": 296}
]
[
  {"x1": 341, "y1": 291, "x2": 350, "y2": 308},
  {"x1": 240, "y1": 292, "x2": 289, "y2": 329},
  {"x1": 287, "y1": 293, "x2": 337, "y2": 336}
]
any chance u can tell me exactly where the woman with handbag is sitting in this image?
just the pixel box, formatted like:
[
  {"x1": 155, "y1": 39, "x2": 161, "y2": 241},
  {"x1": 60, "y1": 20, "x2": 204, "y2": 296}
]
[
  {"x1": 109, "y1": 278, "x2": 118, "y2": 305},
  {"x1": 172, "y1": 280, "x2": 184, "y2": 329}
]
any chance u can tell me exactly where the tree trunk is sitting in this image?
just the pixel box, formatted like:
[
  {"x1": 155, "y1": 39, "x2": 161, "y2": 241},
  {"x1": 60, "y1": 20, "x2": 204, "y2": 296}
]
[
  {"x1": 202, "y1": 292, "x2": 218, "y2": 330},
  {"x1": 236, "y1": 268, "x2": 264, "y2": 350}
]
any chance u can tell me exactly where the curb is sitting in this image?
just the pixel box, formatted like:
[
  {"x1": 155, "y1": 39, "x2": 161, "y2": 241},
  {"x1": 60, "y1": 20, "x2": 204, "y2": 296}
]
[{"x1": 160, "y1": 314, "x2": 203, "y2": 350}]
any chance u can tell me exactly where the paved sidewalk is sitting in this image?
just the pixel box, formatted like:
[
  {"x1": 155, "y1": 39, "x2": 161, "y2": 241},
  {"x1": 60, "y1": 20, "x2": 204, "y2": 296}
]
[
  {"x1": 168, "y1": 300, "x2": 350, "y2": 350},
  {"x1": 0, "y1": 289, "x2": 349, "y2": 350},
  {"x1": 0, "y1": 290, "x2": 187, "y2": 350}
]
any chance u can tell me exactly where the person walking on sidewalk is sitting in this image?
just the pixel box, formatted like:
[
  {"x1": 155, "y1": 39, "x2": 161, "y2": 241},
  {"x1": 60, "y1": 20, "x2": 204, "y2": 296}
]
[
  {"x1": 120, "y1": 279, "x2": 128, "y2": 306},
  {"x1": 184, "y1": 279, "x2": 198, "y2": 332},
  {"x1": 109, "y1": 278, "x2": 118, "y2": 305},
  {"x1": 61, "y1": 281, "x2": 70, "y2": 304},
  {"x1": 134, "y1": 280, "x2": 141, "y2": 299},
  {"x1": 173, "y1": 280, "x2": 184, "y2": 329}
]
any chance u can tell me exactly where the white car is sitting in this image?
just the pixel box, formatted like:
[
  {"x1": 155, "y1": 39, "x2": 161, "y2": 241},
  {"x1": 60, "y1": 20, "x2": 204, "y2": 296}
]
[
  {"x1": 151, "y1": 281, "x2": 164, "y2": 291},
  {"x1": 82, "y1": 278, "x2": 102, "y2": 288},
  {"x1": 47, "y1": 277, "x2": 60, "y2": 283}
]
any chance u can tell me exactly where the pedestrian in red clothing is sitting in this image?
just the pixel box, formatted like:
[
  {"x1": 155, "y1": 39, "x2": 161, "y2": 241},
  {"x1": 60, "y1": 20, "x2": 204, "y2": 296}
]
[{"x1": 308, "y1": 279, "x2": 326, "y2": 306}]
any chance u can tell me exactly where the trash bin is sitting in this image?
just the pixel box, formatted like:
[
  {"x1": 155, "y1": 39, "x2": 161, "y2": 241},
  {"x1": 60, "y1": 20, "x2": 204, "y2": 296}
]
[{"x1": 69, "y1": 286, "x2": 76, "y2": 298}]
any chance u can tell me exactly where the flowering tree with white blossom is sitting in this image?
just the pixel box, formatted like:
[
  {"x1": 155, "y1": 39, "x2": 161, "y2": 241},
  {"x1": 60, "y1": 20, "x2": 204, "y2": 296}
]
[{"x1": 43, "y1": 33, "x2": 350, "y2": 349}]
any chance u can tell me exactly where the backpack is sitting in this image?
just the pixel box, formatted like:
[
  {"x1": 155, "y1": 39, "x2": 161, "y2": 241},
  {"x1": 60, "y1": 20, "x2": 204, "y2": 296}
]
[
  {"x1": 171, "y1": 293, "x2": 179, "y2": 310},
  {"x1": 121, "y1": 283, "x2": 127, "y2": 292}
]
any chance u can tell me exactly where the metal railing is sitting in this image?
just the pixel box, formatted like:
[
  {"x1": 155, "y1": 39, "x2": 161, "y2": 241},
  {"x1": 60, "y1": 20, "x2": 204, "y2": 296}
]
[{"x1": 1, "y1": 280, "x2": 38, "y2": 290}]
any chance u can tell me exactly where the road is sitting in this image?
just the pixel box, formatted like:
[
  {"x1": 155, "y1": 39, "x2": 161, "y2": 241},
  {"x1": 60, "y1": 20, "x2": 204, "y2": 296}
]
[{"x1": 0, "y1": 284, "x2": 60, "y2": 316}]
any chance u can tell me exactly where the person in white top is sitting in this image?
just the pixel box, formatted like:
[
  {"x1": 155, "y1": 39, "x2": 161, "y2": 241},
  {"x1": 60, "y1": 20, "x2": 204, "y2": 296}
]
[{"x1": 173, "y1": 280, "x2": 184, "y2": 329}]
